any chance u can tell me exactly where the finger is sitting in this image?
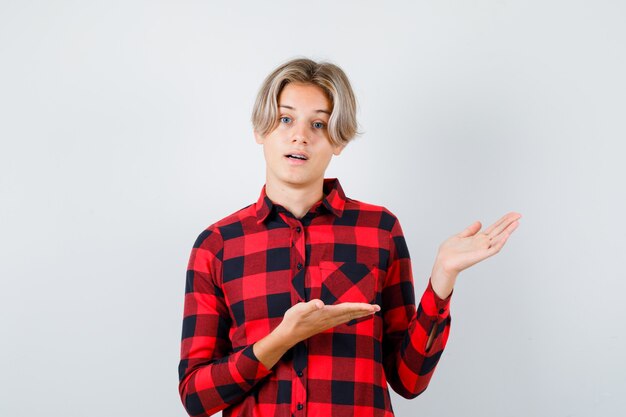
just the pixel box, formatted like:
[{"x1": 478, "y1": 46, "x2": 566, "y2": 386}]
[
  {"x1": 486, "y1": 234, "x2": 508, "y2": 256},
  {"x1": 486, "y1": 221, "x2": 519, "y2": 254},
  {"x1": 324, "y1": 302, "x2": 379, "y2": 315},
  {"x1": 484, "y1": 212, "x2": 522, "y2": 238},
  {"x1": 491, "y1": 217, "x2": 521, "y2": 242},
  {"x1": 490, "y1": 221, "x2": 520, "y2": 245},
  {"x1": 321, "y1": 304, "x2": 379, "y2": 325},
  {"x1": 326, "y1": 304, "x2": 380, "y2": 327},
  {"x1": 457, "y1": 221, "x2": 482, "y2": 238},
  {"x1": 482, "y1": 213, "x2": 511, "y2": 236}
]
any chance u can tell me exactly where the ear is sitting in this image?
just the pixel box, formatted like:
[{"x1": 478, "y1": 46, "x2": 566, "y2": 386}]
[
  {"x1": 254, "y1": 130, "x2": 264, "y2": 145},
  {"x1": 333, "y1": 143, "x2": 346, "y2": 156}
]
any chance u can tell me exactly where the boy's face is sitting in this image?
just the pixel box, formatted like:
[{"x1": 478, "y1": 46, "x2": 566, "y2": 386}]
[{"x1": 255, "y1": 82, "x2": 345, "y2": 190}]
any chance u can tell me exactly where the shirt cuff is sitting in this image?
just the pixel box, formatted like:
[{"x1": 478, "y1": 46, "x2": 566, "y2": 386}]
[
  {"x1": 236, "y1": 345, "x2": 273, "y2": 386},
  {"x1": 421, "y1": 278, "x2": 452, "y2": 320}
]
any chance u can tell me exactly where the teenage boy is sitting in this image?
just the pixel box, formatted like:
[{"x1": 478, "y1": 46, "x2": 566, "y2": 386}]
[{"x1": 178, "y1": 57, "x2": 521, "y2": 417}]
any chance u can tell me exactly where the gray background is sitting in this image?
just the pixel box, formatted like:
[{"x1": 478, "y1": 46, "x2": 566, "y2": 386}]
[{"x1": 1, "y1": 1, "x2": 624, "y2": 416}]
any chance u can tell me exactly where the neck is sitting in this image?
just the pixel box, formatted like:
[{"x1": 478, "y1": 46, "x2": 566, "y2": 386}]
[{"x1": 265, "y1": 176, "x2": 325, "y2": 219}]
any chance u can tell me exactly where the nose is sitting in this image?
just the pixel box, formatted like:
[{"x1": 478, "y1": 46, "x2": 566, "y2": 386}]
[{"x1": 291, "y1": 121, "x2": 308, "y2": 144}]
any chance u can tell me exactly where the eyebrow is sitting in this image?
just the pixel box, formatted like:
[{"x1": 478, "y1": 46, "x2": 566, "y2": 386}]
[{"x1": 279, "y1": 105, "x2": 331, "y2": 115}]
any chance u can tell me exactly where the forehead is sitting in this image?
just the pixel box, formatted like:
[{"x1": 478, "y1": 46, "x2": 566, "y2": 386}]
[{"x1": 278, "y1": 82, "x2": 332, "y2": 112}]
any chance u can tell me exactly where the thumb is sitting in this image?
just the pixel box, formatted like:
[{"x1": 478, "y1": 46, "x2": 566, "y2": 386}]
[
  {"x1": 457, "y1": 220, "x2": 482, "y2": 238},
  {"x1": 304, "y1": 299, "x2": 324, "y2": 312}
]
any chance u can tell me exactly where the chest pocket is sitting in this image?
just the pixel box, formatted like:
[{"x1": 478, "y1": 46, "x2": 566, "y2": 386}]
[{"x1": 318, "y1": 261, "x2": 379, "y2": 305}]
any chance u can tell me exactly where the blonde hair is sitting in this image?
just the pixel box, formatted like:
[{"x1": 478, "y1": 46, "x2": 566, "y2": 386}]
[{"x1": 251, "y1": 57, "x2": 360, "y2": 147}]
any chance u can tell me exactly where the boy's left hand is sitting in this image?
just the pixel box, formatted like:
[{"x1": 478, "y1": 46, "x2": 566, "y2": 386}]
[{"x1": 430, "y1": 212, "x2": 522, "y2": 299}]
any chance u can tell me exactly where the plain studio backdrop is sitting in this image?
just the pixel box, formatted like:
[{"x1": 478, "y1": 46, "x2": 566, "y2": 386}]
[{"x1": 1, "y1": 1, "x2": 624, "y2": 416}]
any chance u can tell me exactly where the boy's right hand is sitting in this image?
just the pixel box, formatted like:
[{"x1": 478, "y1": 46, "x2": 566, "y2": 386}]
[
  {"x1": 276, "y1": 299, "x2": 380, "y2": 345},
  {"x1": 253, "y1": 299, "x2": 379, "y2": 370}
]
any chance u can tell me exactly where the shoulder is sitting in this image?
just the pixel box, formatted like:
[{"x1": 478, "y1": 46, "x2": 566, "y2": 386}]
[
  {"x1": 192, "y1": 203, "x2": 257, "y2": 249},
  {"x1": 343, "y1": 197, "x2": 401, "y2": 233}
]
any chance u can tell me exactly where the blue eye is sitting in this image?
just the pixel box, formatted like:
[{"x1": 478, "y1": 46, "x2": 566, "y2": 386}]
[
  {"x1": 313, "y1": 122, "x2": 326, "y2": 129},
  {"x1": 280, "y1": 116, "x2": 291, "y2": 123}
]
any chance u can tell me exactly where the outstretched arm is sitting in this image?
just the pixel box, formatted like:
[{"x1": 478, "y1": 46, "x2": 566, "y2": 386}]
[{"x1": 382, "y1": 211, "x2": 522, "y2": 398}]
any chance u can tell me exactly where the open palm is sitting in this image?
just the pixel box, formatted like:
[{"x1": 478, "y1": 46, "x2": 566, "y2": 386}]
[{"x1": 436, "y1": 212, "x2": 522, "y2": 275}]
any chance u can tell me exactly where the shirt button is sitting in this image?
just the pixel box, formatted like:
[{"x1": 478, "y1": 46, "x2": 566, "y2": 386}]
[
  {"x1": 297, "y1": 403, "x2": 303, "y2": 410},
  {"x1": 439, "y1": 308, "x2": 445, "y2": 314},
  {"x1": 296, "y1": 226, "x2": 301, "y2": 233},
  {"x1": 297, "y1": 262, "x2": 303, "y2": 270},
  {"x1": 297, "y1": 370, "x2": 303, "y2": 377}
]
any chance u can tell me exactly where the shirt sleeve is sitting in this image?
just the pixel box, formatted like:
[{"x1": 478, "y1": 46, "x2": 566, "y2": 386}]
[
  {"x1": 381, "y1": 212, "x2": 452, "y2": 399},
  {"x1": 178, "y1": 228, "x2": 272, "y2": 416}
]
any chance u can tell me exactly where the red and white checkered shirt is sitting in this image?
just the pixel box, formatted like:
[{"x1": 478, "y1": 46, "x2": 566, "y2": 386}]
[{"x1": 178, "y1": 178, "x2": 452, "y2": 417}]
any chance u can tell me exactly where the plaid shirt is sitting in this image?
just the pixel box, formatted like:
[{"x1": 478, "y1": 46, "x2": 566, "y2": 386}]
[{"x1": 178, "y1": 178, "x2": 452, "y2": 417}]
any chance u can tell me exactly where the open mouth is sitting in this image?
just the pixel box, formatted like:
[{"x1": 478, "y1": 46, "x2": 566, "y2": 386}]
[{"x1": 285, "y1": 154, "x2": 308, "y2": 161}]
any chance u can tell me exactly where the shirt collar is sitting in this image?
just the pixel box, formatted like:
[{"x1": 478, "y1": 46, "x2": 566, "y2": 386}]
[{"x1": 255, "y1": 178, "x2": 347, "y2": 224}]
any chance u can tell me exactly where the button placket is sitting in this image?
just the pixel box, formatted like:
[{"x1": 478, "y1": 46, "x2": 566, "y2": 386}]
[
  {"x1": 289, "y1": 220, "x2": 307, "y2": 415},
  {"x1": 292, "y1": 221, "x2": 305, "y2": 280}
]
